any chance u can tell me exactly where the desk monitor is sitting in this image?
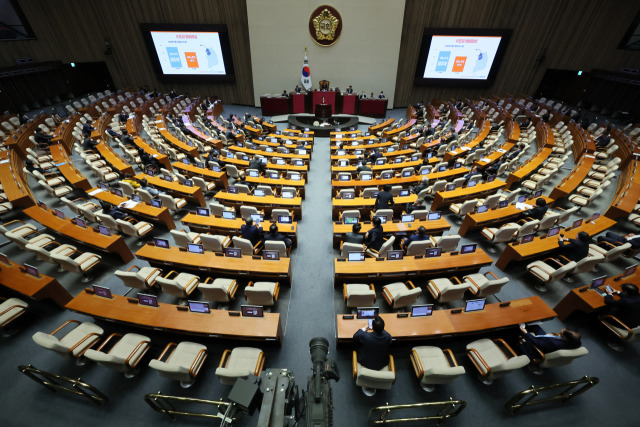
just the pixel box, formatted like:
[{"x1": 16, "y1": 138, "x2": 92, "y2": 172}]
[
  {"x1": 348, "y1": 251, "x2": 366, "y2": 262},
  {"x1": 572, "y1": 218, "x2": 583, "y2": 228},
  {"x1": 225, "y1": 247, "x2": 242, "y2": 258},
  {"x1": 248, "y1": 170, "x2": 259, "y2": 178},
  {"x1": 250, "y1": 214, "x2": 263, "y2": 224},
  {"x1": 182, "y1": 158, "x2": 190, "y2": 164},
  {"x1": 298, "y1": 149, "x2": 307, "y2": 155},
  {"x1": 74, "y1": 217, "x2": 86, "y2": 228},
  {"x1": 151, "y1": 199, "x2": 162, "y2": 208},
  {"x1": 54, "y1": 208, "x2": 65, "y2": 220},
  {"x1": 394, "y1": 158, "x2": 403, "y2": 164},
  {"x1": 498, "y1": 200, "x2": 508, "y2": 208},
  {"x1": 138, "y1": 293, "x2": 159, "y2": 307},
  {"x1": 534, "y1": 190, "x2": 543, "y2": 198},
  {"x1": 259, "y1": 158, "x2": 268, "y2": 165},
  {"x1": 344, "y1": 217, "x2": 358, "y2": 225},
  {"x1": 421, "y1": 167, "x2": 431, "y2": 175},
  {"x1": 361, "y1": 174, "x2": 372, "y2": 181},
  {"x1": 454, "y1": 162, "x2": 462, "y2": 168},
  {"x1": 341, "y1": 192, "x2": 355, "y2": 200},
  {"x1": 548, "y1": 226, "x2": 560, "y2": 237},
  {"x1": 265, "y1": 147, "x2": 274, "y2": 153},
  {"x1": 222, "y1": 210, "x2": 236, "y2": 220},
  {"x1": 445, "y1": 183, "x2": 455, "y2": 191},
  {"x1": 294, "y1": 160, "x2": 304, "y2": 166},
  {"x1": 335, "y1": 128, "x2": 342, "y2": 132},
  {"x1": 402, "y1": 170, "x2": 413, "y2": 177},
  {"x1": 438, "y1": 165, "x2": 447, "y2": 172},
  {"x1": 98, "y1": 183, "x2": 108, "y2": 190},
  {"x1": 399, "y1": 189, "x2": 410, "y2": 197},
  {"x1": 427, "y1": 152, "x2": 434, "y2": 159},
  {"x1": 227, "y1": 152, "x2": 235, "y2": 159},
  {"x1": 253, "y1": 189, "x2": 265, "y2": 197},
  {"x1": 521, "y1": 233, "x2": 535, "y2": 244},
  {"x1": 0, "y1": 252, "x2": 10, "y2": 266},
  {"x1": 241, "y1": 305, "x2": 264, "y2": 317},
  {"x1": 276, "y1": 159, "x2": 286, "y2": 165},
  {"x1": 487, "y1": 175, "x2": 496, "y2": 183},
  {"x1": 114, "y1": 188, "x2": 124, "y2": 197},
  {"x1": 411, "y1": 304, "x2": 434, "y2": 317},
  {"x1": 465, "y1": 298, "x2": 486, "y2": 312},
  {"x1": 339, "y1": 174, "x2": 350, "y2": 181},
  {"x1": 263, "y1": 250, "x2": 280, "y2": 260},
  {"x1": 24, "y1": 264, "x2": 40, "y2": 278},
  {"x1": 196, "y1": 162, "x2": 205, "y2": 169},
  {"x1": 269, "y1": 172, "x2": 280, "y2": 179},
  {"x1": 426, "y1": 247, "x2": 442, "y2": 258},
  {"x1": 460, "y1": 244, "x2": 477, "y2": 254},
  {"x1": 365, "y1": 132, "x2": 371, "y2": 136},
  {"x1": 98, "y1": 225, "x2": 111, "y2": 236},
  {"x1": 196, "y1": 207, "x2": 210, "y2": 217},
  {"x1": 428, "y1": 211, "x2": 441, "y2": 221},
  {"x1": 146, "y1": 170, "x2": 155, "y2": 176},
  {"x1": 381, "y1": 172, "x2": 392, "y2": 179},
  {"x1": 228, "y1": 186, "x2": 239, "y2": 194},
  {"x1": 477, "y1": 205, "x2": 488, "y2": 214},
  {"x1": 92, "y1": 284, "x2": 113, "y2": 299},
  {"x1": 402, "y1": 214, "x2": 414, "y2": 223},
  {"x1": 278, "y1": 215, "x2": 292, "y2": 224},
  {"x1": 354, "y1": 150, "x2": 363, "y2": 155},
  {"x1": 467, "y1": 180, "x2": 477, "y2": 188},
  {"x1": 622, "y1": 264, "x2": 637, "y2": 278},
  {"x1": 290, "y1": 173, "x2": 301, "y2": 181},
  {"x1": 375, "y1": 159, "x2": 385, "y2": 165},
  {"x1": 590, "y1": 276, "x2": 607, "y2": 289},
  {"x1": 517, "y1": 195, "x2": 526, "y2": 203},
  {"x1": 183, "y1": 179, "x2": 194, "y2": 187},
  {"x1": 411, "y1": 154, "x2": 420, "y2": 161},
  {"x1": 132, "y1": 194, "x2": 142, "y2": 203},
  {"x1": 282, "y1": 190, "x2": 295, "y2": 199},
  {"x1": 387, "y1": 250, "x2": 403, "y2": 260},
  {"x1": 356, "y1": 306, "x2": 379, "y2": 320},
  {"x1": 374, "y1": 216, "x2": 387, "y2": 224},
  {"x1": 590, "y1": 212, "x2": 601, "y2": 222},
  {"x1": 188, "y1": 300, "x2": 210, "y2": 313},
  {"x1": 187, "y1": 243, "x2": 204, "y2": 254},
  {"x1": 154, "y1": 237, "x2": 170, "y2": 248},
  {"x1": 212, "y1": 165, "x2": 222, "y2": 172}
]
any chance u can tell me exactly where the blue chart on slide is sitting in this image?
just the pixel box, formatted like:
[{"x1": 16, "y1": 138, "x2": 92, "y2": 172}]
[
  {"x1": 473, "y1": 50, "x2": 488, "y2": 73},
  {"x1": 166, "y1": 47, "x2": 182, "y2": 68},
  {"x1": 423, "y1": 35, "x2": 502, "y2": 80},
  {"x1": 150, "y1": 31, "x2": 226, "y2": 75}
]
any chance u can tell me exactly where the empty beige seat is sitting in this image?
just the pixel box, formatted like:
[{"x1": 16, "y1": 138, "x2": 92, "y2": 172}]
[
  {"x1": 199, "y1": 278, "x2": 238, "y2": 303},
  {"x1": 200, "y1": 234, "x2": 231, "y2": 252},
  {"x1": 149, "y1": 341, "x2": 208, "y2": 388},
  {"x1": 340, "y1": 209, "x2": 361, "y2": 222},
  {"x1": 50, "y1": 250, "x2": 101, "y2": 282},
  {"x1": 115, "y1": 265, "x2": 161, "y2": 290},
  {"x1": 427, "y1": 277, "x2": 471, "y2": 303},
  {"x1": 382, "y1": 281, "x2": 421, "y2": 309},
  {"x1": 410, "y1": 346, "x2": 466, "y2": 392},
  {"x1": 343, "y1": 283, "x2": 376, "y2": 308},
  {"x1": 232, "y1": 236, "x2": 262, "y2": 255},
  {"x1": 155, "y1": 271, "x2": 199, "y2": 302},
  {"x1": 371, "y1": 209, "x2": 393, "y2": 221},
  {"x1": 599, "y1": 315, "x2": 640, "y2": 351},
  {"x1": 240, "y1": 205, "x2": 263, "y2": 219},
  {"x1": 527, "y1": 258, "x2": 577, "y2": 288},
  {"x1": 463, "y1": 271, "x2": 509, "y2": 297},
  {"x1": 404, "y1": 239, "x2": 433, "y2": 256},
  {"x1": 428, "y1": 234, "x2": 460, "y2": 252},
  {"x1": 32, "y1": 320, "x2": 104, "y2": 360},
  {"x1": 170, "y1": 229, "x2": 201, "y2": 248},
  {"x1": 215, "y1": 347, "x2": 265, "y2": 385},
  {"x1": 116, "y1": 218, "x2": 154, "y2": 244},
  {"x1": 84, "y1": 333, "x2": 151, "y2": 377},
  {"x1": 0, "y1": 297, "x2": 28, "y2": 332},
  {"x1": 1, "y1": 219, "x2": 55, "y2": 250},
  {"x1": 588, "y1": 242, "x2": 632, "y2": 263},
  {"x1": 159, "y1": 193, "x2": 187, "y2": 217},
  {"x1": 340, "y1": 242, "x2": 364, "y2": 258},
  {"x1": 481, "y1": 223, "x2": 519, "y2": 252},
  {"x1": 353, "y1": 351, "x2": 395, "y2": 396},
  {"x1": 244, "y1": 281, "x2": 279, "y2": 306},
  {"x1": 466, "y1": 338, "x2": 529, "y2": 384}
]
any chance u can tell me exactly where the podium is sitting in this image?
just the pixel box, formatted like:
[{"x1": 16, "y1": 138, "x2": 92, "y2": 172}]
[
  {"x1": 342, "y1": 94, "x2": 357, "y2": 114},
  {"x1": 312, "y1": 91, "x2": 337, "y2": 114},
  {"x1": 315, "y1": 103, "x2": 332, "y2": 120}
]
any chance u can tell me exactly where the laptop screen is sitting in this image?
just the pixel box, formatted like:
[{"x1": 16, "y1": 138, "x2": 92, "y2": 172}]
[
  {"x1": 138, "y1": 293, "x2": 159, "y2": 307},
  {"x1": 241, "y1": 305, "x2": 264, "y2": 317},
  {"x1": 590, "y1": 212, "x2": 601, "y2": 222},
  {"x1": 196, "y1": 208, "x2": 209, "y2": 216},
  {"x1": 356, "y1": 307, "x2": 379, "y2": 319},
  {"x1": 465, "y1": 298, "x2": 486, "y2": 312},
  {"x1": 426, "y1": 247, "x2": 442, "y2": 257},
  {"x1": 187, "y1": 243, "x2": 204, "y2": 254},
  {"x1": 263, "y1": 250, "x2": 280, "y2": 260},
  {"x1": 590, "y1": 276, "x2": 607, "y2": 289},
  {"x1": 222, "y1": 211, "x2": 236, "y2": 220},
  {"x1": 225, "y1": 247, "x2": 242, "y2": 258},
  {"x1": 114, "y1": 189, "x2": 124, "y2": 197},
  {"x1": 98, "y1": 225, "x2": 111, "y2": 236},
  {"x1": 428, "y1": 212, "x2": 441, "y2": 221},
  {"x1": 477, "y1": 205, "x2": 488, "y2": 214},
  {"x1": 401, "y1": 214, "x2": 414, "y2": 223},
  {"x1": 411, "y1": 304, "x2": 434, "y2": 317},
  {"x1": 439, "y1": 165, "x2": 447, "y2": 172},
  {"x1": 460, "y1": 244, "x2": 477, "y2": 254},
  {"x1": 154, "y1": 238, "x2": 169, "y2": 248},
  {"x1": 518, "y1": 195, "x2": 526, "y2": 203},
  {"x1": 467, "y1": 180, "x2": 476, "y2": 188},
  {"x1": 151, "y1": 199, "x2": 162, "y2": 208},
  {"x1": 278, "y1": 215, "x2": 292, "y2": 224},
  {"x1": 132, "y1": 194, "x2": 142, "y2": 202},
  {"x1": 498, "y1": 200, "x2": 508, "y2": 208},
  {"x1": 188, "y1": 300, "x2": 210, "y2": 313},
  {"x1": 92, "y1": 285, "x2": 112, "y2": 299},
  {"x1": 348, "y1": 252, "x2": 365, "y2": 262},
  {"x1": 387, "y1": 250, "x2": 403, "y2": 260}
]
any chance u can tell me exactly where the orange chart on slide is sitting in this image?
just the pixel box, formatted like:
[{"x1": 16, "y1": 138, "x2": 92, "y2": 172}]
[
  {"x1": 185, "y1": 52, "x2": 199, "y2": 68},
  {"x1": 452, "y1": 56, "x2": 467, "y2": 72}
]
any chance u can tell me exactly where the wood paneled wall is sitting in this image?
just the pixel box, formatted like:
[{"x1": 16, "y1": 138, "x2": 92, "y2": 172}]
[
  {"x1": 0, "y1": 0, "x2": 254, "y2": 104},
  {"x1": 395, "y1": 0, "x2": 640, "y2": 106}
]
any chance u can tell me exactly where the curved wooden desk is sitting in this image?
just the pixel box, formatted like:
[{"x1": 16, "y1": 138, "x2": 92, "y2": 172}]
[
  {"x1": 131, "y1": 136, "x2": 172, "y2": 170},
  {"x1": 134, "y1": 173, "x2": 205, "y2": 207},
  {"x1": 369, "y1": 119, "x2": 394, "y2": 134},
  {"x1": 0, "y1": 151, "x2": 34, "y2": 207},
  {"x1": 67, "y1": 292, "x2": 282, "y2": 344},
  {"x1": 336, "y1": 296, "x2": 556, "y2": 343},
  {"x1": 244, "y1": 175, "x2": 306, "y2": 199},
  {"x1": 214, "y1": 191, "x2": 303, "y2": 220},
  {"x1": 431, "y1": 179, "x2": 506, "y2": 212},
  {"x1": 0, "y1": 259, "x2": 71, "y2": 307},
  {"x1": 229, "y1": 145, "x2": 311, "y2": 162},
  {"x1": 96, "y1": 142, "x2": 134, "y2": 176},
  {"x1": 333, "y1": 251, "x2": 492, "y2": 284},
  {"x1": 171, "y1": 162, "x2": 229, "y2": 191},
  {"x1": 549, "y1": 153, "x2": 596, "y2": 200},
  {"x1": 49, "y1": 144, "x2": 92, "y2": 191},
  {"x1": 135, "y1": 245, "x2": 292, "y2": 285}
]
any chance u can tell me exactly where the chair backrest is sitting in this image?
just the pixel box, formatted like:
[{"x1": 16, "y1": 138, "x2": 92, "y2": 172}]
[
  {"x1": 96, "y1": 213, "x2": 118, "y2": 230},
  {"x1": 240, "y1": 205, "x2": 259, "y2": 219},
  {"x1": 436, "y1": 234, "x2": 460, "y2": 252},
  {"x1": 551, "y1": 261, "x2": 577, "y2": 282},
  {"x1": 341, "y1": 242, "x2": 363, "y2": 258},
  {"x1": 431, "y1": 180, "x2": 446, "y2": 193},
  {"x1": 160, "y1": 194, "x2": 179, "y2": 210},
  {"x1": 377, "y1": 236, "x2": 395, "y2": 257},
  {"x1": 537, "y1": 213, "x2": 559, "y2": 231},
  {"x1": 245, "y1": 285, "x2": 275, "y2": 306},
  {"x1": 61, "y1": 197, "x2": 81, "y2": 215},
  {"x1": 392, "y1": 285, "x2": 421, "y2": 309},
  {"x1": 338, "y1": 189, "x2": 355, "y2": 198},
  {"x1": 264, "y1": 240, "x2": 287, "y2": 257},
  {"x1": 200, "y1": 234, "x2": 227, "y2": 252},
  {"x1": 116, "y1": 219, "x2": 139, "y2": 237},
  {"x1": 482, "y1": 194, "x2": 502, "y2": 209},
  {"x1": 119, "y1": 181, "x2": 135, "y2": 196},
  {"x1": 502, "y1": 189, "x2": 521, "y2": 204},
  {"x1": 232, "y1": 236, "x2": 254, "y2": 255},
  {"x1": 557, "y1": 206, "x2": 579, "y2": 225},
  {"x1": 406, "y1": 240, "x2": 432, "y2": 256},
  {"x1": 573, "y1": 252, "x2": 605, "y2": 274},
  {"x1": 457, "y1": 199, "x2": 478, "y2": 216},
  {"x1": 540, "y1": 347, "x2": 589, "y2": 368},
  {"x1": 341, "y1": 210, "x2": 360, "y2": 221},
  {"x1": 170, "y1": 229, "x2": 192, "y2": 248},
  {"x1": 361, "y1": 188, "x2": 378, "y2": 198},
  {"x1": 476, "y1": 277, "x2": 509, "y2": 297},
  {"x1": 516, "y1": 219, "x2": 540, "y2": 238},
  {"x1": 493, "y1": 225, "x2": 519, "y2": 243},
  {"x1": 208, "y1": 202, "x2": 228, "y2": 217},
  {"x1": 115, "y1": 269, "x2": 146, "y2": 289},
  {"x1": 373, "y1": 209, "x2": 393, "y2": 221},
  {"x1": 256, "y1": 185, "x2": 274, "y2": 196}
]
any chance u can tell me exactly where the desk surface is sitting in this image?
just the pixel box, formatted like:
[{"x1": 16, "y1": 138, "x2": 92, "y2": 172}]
[
  {"x1": 96, "y1": 142, "x2": 134, "y2": 176},
  {"x1": 49, "y1": 144, "x2": 91, "y2": 191},
  {"x1": 337, "y1": 296, "x2": 556, "y2": 342},
  {"x1": 431, "y1": 180, "x2": 506, "y2": 211},
  {"x1": 171, "y1": 162, "x2": 229, "y2": 190},
  {"x1": 88, "y1": 187, "x2": 175, "y2": 230},
  {"x1": 0, "y1": 260, "x2": 72, "y2": 307},
  {"x1": 67, "y1": 292, "x2": 282, "y2": 343},
  {"x1": 134, "y1": 173, "x2": 205, "y2": 207}
]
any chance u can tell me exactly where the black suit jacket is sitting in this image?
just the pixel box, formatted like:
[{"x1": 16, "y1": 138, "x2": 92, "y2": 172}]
[
  {"x1": 240, "y1": 224, "x2": 263, "y2": 246},
  {"x1": 521, "y1": 332, "x2": 580, "y2": 360},
  {"x1": 558, "y1": 238, "x2": 590, "y2": 262},
  {"x1": 523, "y1": 206, "x2": 548, "y2": 221},
  {"x1": 374, "y1": 191, "x2": 394, "y2": 210},
  {"x1": 365, "y1": 225, "x2": 385, "y2": 251},
  {"x1": 604, "y1": 294, "x2": 640, "y2": 327},
  {"x1": 264, "y1": 232, "x2": 291, "y2": 248},
  {"x1": 353, "y1": 329, "x2": 392, "y2": 370},
  {"x1": 344, "y1": 232, "x2": 364, "y2": 245}
]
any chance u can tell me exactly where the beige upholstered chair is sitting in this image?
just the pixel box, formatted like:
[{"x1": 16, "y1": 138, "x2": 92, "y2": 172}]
[
  {"x1": 1, "y1": 219, "x2": 55, "y2": 250},
  {"x1": 410, "y1": 346, "x2": 466, "y2": 391},
  {"x1": 428, "y1": 234, "x2": 460, "y2": 253},
  {"x1": 84, "y1": 333, "x2": 151, "y2": 377},
  {"x1": 343, "y1": 283, "x2": 376, "y2": 308},
  {"x1": 370, "y1": 209, "x2": 393, "y2": 221},
  {"x1": 588, "y1": 242, "x2": 632, "y2": 263},
  {"x1": 244, "y1": 281, "x2": 279, "y2": 307},
  {"x1": 199, "y1": 278, "x2": 238, "y2": 304},
  {"x1": 365, "y1": 236, "x2": 395, "y2": 258},
  {"x1": 427, "y1": 277, "x2": 471, "y2": 303},
  {"x1": 32, "y1": 320, "x2": 104, "y2": 362},
  {"x1": 232, "y1": 236, "x2": 262, "y2": 256},
  {"x1": 481, "y1": 223, "x2": 519, "y2": 253},
  {"x1": 149, "y1": 341, "x2": 208, "y2": 388},
  {"x1": 170, "y1": 229, "x2": 201, "y2": 248},
  {"x1": 117, "y1": 218, "x2": 154, "y2": 244},
  {"x1": 215, "y1": 347, "x2": 265, "y2": 385},
  {"x1": 155, "y1": 271, "x2": 199, "y2": 303},
  {"x1": 340, "y1": 209, "x2": 361, "y2": 222},
  {"x1": 382, "y1": 281, "x2": 421, "y2": 310},
  {"x1": 599, "y1": 315, "x2": 640, "y2": 351},
  {"x1": 466, "y1": 338, "x2": 530, "y2": 384},
  {"x1": 340, "y1": 242, "x2": 364, "y2": 258},
  {"x1": 25, "y1": 241, "x2": 76, "y2": 266},
  {"x1": 526, "y1": 258, "x2": 577, "y2": 290},
  {"x1": 463, "y1": 271, "x2": 509, "y2": 298},
  {"x1": 115, "y1": 265, "x2": 161, "y2": 290},
  {"x1": 404, "y1": 239, "x2": 433, "y2": 256},
  {"x1": 527, "y1": 338, "x2": 589, "y2": 374},
  {"x1": 0, "y1": 297, "x2": 28, "y2": 334},
  {"x1": 449, "y1": 199, "x2": 479, "y2": 224},
  {"x1": 200, "y1": 234, "x2": 231, "y2": 252},
  {"x1": 352, "y1": 351, "x2": 395, "y2": 396},
  {"x1": 159, "y1": 193, "x2": 187, "y2": 217},
  {"x1": 240, "y1": 205, "x2": 263, "y2": 219},
  {"x1": 264, "y1": 240, "x2": 290, "y2": 257},
  {"x1": 50, "y1": 250, "x2": 101, "y2": 282}
]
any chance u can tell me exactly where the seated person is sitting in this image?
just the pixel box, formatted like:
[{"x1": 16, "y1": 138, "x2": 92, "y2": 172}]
[
  {"x1": 558, "y1": 231, "x2": 591, "y2": 262},
  {"x1": 364, "y1": 217, "x2": 384, "y2": 251},
  {"x1": 82, "y1": 120, "x2": 95, "y2": 137},
  {"x1": 240, "y1": 218, "x2": 263, "y2": 246},
  {"x1": 344, "y1": 223, "x2": 364, "y2": 245},
  {"x1": 138, "y1": 178, "x2": 160, "y2": 197},
  {"x1": 281, "y1": 90, "x2": 288, "y2": 97},
  {"x1": 604, "y1": 283, "x2": 640, "y2": 328},
  {"x1": 118, "y1": 112, "x2": 128, "y2": 124},
  {"x1": 294, "y1": 85, "x2": 302, "y2": 94},
  {"x1": 406, "y1": 199, "x2": 426, "y2": 214},
  {"x1": 25, "y1": 159, "x2": 45, "y2": 174},
  {"x1": 411, "y1": 178, "x2": 429, "y2": 195},
  {"x1": 356, "y1": 159, "x2": 372, "y2": 173},
  {"x1": 463, "y1": 166, "x2": 480, "y2": 182},
  {"x1": 238, "y1": 175, "x2": 255, "y2": 191},
  {"x1": 484, "y1": 160, "x2": 502, "y2": 177},
  {"x1": 82, "y1": 136, "x2": 99, "y2": 151},
  {"x1": 100, "y1": 202, "x2": 128, "y2": 221},
  {"x1": 378, "y1": 91, "x2": 385, "y2": 99},
  {"x1": 263, "y1": 223, "x2": 292, "y2": 249},
  {"x1": 106, "y1": 128, "x2": 122, "y2": 139},
  {"x1": 359, "y1": 91, "x2": 367, "y2": 100},
  {"x1": 597, "y1": 232, "x2": 640, "y2": 249},
  {"x1": 249, "y1": 155, "x2": 265, "y2": 173},
  {"x1": 595, "y1": 127, "x2": 611, "y2": 148},
  {"x1": 353, "y1": 316, "x2": 393, "y2": 371},
  {"x1": 33, "y1": 128, "x2": 53, "y2": 146},
  {"x1": 374, "y1": 185, "x2": 394, "y2": 210},
  {"x1": 522, "y1": 198, "x2": 548, "y2": 221},
  {"x1": 402, "y1": 226, "x2": 429, "y2": 248},
  {"x1": 345, "y1": 85, "x2": 354, "y2": 94},
  {"x1": 519, "y1": 324, "x2": 582, "y2": 362},
  {"x1": 120, "y1": 129, "x2": 134, "y2": 145}
]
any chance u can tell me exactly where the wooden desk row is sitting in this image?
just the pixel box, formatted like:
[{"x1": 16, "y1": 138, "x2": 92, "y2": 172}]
[
  {"x1": 332, "y1": 218, "x2": 450, "y2": 248},
  {"x1": 443, "y1": 121, "x2": 491, "y2": 163},
  {"x1": 431, "y1": 179, "x2": 507, "y2": 212},
  {"x1": 332, "y1": 194, "x2": 417, "y2": 220},
  {"x1": 219, "y1": 156, "x2": 309, "y2": 177},
  {"x1": 333, "y1": 251, "x2": 493, "y2": 284},
  {"x1": 369, "y1": 118, "x2": 394, "y2": 134},
  {"x1": 135, "y1": 245, "x2": 292, "y2": 285},
  {"x1": 171, "y1": 161, "x2": 229, "y2": 190},
  {"x1": 229, "y1": 145, "x2": 311, "y2": 162},
  {"x1": 0, "y1": 259, "x2": 72, "y2": 308},
  {"x1": 67, "y1": 292, "x2": 283, "y2": 344},
  {"x1": 331, "y1": 159, "x2": 423, "y2": 174},
  {"x1": 549, "y1": 153, "x2": 596, "y2": 200},
  {"x1": 0, "y1": 151, "x2": 34, "y2": 207},
  {"x1": 134, "y1": 173, "x2": 205, "y2": 207},
  {"x1": 214, "y1": 191, "x2": 303, "y2": 220},
  {"x1": 131, "y1": 136, "x2": 172, "y2": 170},
  {"x1": 606, "y1": 158, "x2": 640, "y2": 219}
]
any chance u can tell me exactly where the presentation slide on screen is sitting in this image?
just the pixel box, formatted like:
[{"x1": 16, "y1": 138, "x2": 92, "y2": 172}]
[
  {"x1": 149, "y1": 31, "x2": 226, "y2": 75},
  {"x1": 423, "y1": 35, "x2": 502, "y2": 80}
]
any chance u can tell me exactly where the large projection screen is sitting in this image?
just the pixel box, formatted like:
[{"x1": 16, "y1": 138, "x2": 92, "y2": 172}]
[{"x1": 415, "y1": 28, "x2": 512, "y2": 87}]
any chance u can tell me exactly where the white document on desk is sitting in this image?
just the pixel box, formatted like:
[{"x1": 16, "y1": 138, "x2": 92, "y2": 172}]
[
  {"x1": 515, "y1": 202, "x2": 533, "y2": 210},
  {"x1": 119, "y1": 200, "x2": 139, "y2": 209},
  {"x1": 88, "y1": 189, "x2": 104, "y2": 196}
]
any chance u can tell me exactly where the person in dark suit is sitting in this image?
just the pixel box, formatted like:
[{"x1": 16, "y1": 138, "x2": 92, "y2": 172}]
[
  {"x1": 33, "y1": 128, "x2": 53, "y2": 146},
  {"x1": 597, "y1": 232, "x2": 640, "y2": 249},
  {"x1": 100, "y1": 202, "x2": 128, "y2": 220},
  {"x1": 118, "y1": 112, "x2": 128, "y2": 124},
  {"x1": 462, "y1": 166, "x2": 480, "y2": 183},
  {"x1": 364, "y1": 216, "x2": 384, "y2": 251},
  {"x1": 604, "y1": 283, "x2": 640, "y2": 328},
  {"x1": 411, "y1": 178, "x2": 429, "y2": 195},
  {"x1": 120, "y1": 129, "x2": 134, "y2": 145},
  {"x1": 82, "y1": 136, "x2": 99, "y2": 151},
  {"x1": 294, "y1": 85, "x2": 302, "y2": 94},
  {"x1": 406, "y1": 199, "x2": 427, "y2": 214},
  {"x1": 558, "y1": 231, "x2": 591, "y2": 262},
  {"x1": 359, "y1": 91, "x2": 367, "y2": 100},
  {"x1": 346, "y1": 85, "x2": 354, "y2": 94},
  {"x1": 519, "y1": 324, "x2": 582, "y2": 362},
  {"x1": 281, "y1": 90, "x2": 288, "y2": 97},
  {"x1": 356, "y1": 159, "x2": 372, "y2": 173},
  {"x1": 369, "y1": 149, "x2": 382, "y2": 163},
  {"x1": 82, "y1": 120, "x2": 95, "y2": 137},
  {"x1": 344, "y1": 223, "x2": 364, "y2": 245},
  {"x1": 402, "y1": 226, "x2": 429, "y2": 248},
  {"x1": 353, "y1": 316, "x2": 392, "y2": 371},
  {"x1": 240, "y1": 218, "x2": 262, "y2": 246},
  {"x1": 264, "y1": 223, "x2": 291, "y2": 249},
  {"x1": 484, "y1": 160, "x2": 502, "y2": 177},
  {"x1": 378, "y1": 91, "x2": 385, "y2": 99},
  {"x1": 249, "y1": 156, "x2": 265, "y2": 173},
  {"x1": 374, "y1": 185, "x2": 394, "y2": 210},
  {"x1": 522, "y1": 198, "x2": 548, "y2": 221}
]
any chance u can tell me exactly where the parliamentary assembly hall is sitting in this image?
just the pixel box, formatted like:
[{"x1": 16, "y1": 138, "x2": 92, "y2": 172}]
[{"x1": 0, "y1": 0, "x2": 639, "y2": 425}]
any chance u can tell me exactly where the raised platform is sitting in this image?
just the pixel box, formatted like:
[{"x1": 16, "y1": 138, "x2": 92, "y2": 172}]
[{"x1": 287, "y1": 114, "x2": 360, "y2": 137}]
